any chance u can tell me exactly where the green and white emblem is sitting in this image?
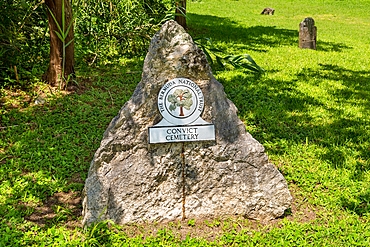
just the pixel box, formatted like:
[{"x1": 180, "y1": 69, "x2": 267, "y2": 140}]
[
  {"x1": 157, "y1": 78, "x2": 204, "y2": 125},
  {"x1": 149, "y1": 78, "x2": 214, "y2": 144}
]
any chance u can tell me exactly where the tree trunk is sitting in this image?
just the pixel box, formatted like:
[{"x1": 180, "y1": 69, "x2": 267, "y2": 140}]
[
  {"x1": 179, "y1": 106, "x2": 184, "y2": 116},
  {"x1": 43, "y1": 0, "x2": 75, "y2": 89},
  {"x1": 175, "y1": 0, "x2": 187, "y2": 29}
]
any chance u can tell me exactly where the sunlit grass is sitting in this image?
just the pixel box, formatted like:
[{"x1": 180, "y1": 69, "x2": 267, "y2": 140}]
[{"x1": 188, "y1": 0, "x2": 370, "y2": 243}]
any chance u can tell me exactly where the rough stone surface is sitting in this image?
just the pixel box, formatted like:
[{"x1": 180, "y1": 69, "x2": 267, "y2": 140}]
[
  {"x1": 82, "y1": 20, "x2": 292, "y2": 226},
  {"x1": 299, "y1": 17, "x2": 317, "y2": 49}
]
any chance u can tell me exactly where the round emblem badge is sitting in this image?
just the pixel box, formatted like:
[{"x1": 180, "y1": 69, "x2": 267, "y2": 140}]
[{"x1": 157, "y1": 78, "x2": 204, "y2": 125}]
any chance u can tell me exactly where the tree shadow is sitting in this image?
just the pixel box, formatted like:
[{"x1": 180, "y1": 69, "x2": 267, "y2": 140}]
[
  {"x1": 188, "y1": 13, "x2": 352, "y2": 52},
  {"x1": 341, "y1": 191, "x2": 370, "y2": 217},
  {"x1": 317, "y1": 42, "x2": 352, "y2": 52},
  {"x1": 217, "y1": 63, "x2": 369, "y2": 216},
  {"x1": 297, "y1": 64, "x2": 370, "y2": 181},
  {"x1": 0, "y1": 67, "x2": 140, "y2": 231},
  {"x1": 305, "y1": 64, "x2": 370, "y2": 108},
  {"x1": 188, "y1": 13, "x2": 297, "y2": 52},
  {"x1": 227, "y1": 64, "x2": 370, "y2": 167}
]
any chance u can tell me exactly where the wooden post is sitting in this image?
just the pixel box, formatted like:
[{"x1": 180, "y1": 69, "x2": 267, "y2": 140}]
[{"x1": 299, "y1": 17, "x2": 317, "y2": 50}]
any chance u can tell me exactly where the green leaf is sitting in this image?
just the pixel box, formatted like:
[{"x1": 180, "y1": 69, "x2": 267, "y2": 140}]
[
  {"x1": 208, "y1": 47, "x2": 223, "y2": 53},
  {"x1": 215, "y1": 55, "x2": 225, "y2": 68},
  {"x1": 47, "y1": 7, "x2": 63, "y2": 40},
  {"x1": 65, "y1": 38, "x2": 74, "y2": 48},
  {"x1": 223, "y1": 54, "x2": 264, "y2": 73},
  {"x1": 169, "y1": 104, "x2": 176, "y2": 111},
  {"x1": 167, "y1": 94, "x2": 177, "y2": 103},
  {"x1": 184, "y1": 97, "x2": 193, "y2": 108},
  {"x1": 202, "y1": 47, "x2": 213, "y2": 65},
  {"x1": 54, "y1": 31, "x2": 63, "y2": 41},
  {"x1": 173, "y1": 89, "x2": 182, "y2": 97},
  {"x1": 64, "y1": 19, "x2": 74, "y2": 39},
  {"x1": 194, "y1": 37, "x2": 263, "y2": 73},
  {"x1": 62, "y1": 0, "x2": 65, "y2": 34}
]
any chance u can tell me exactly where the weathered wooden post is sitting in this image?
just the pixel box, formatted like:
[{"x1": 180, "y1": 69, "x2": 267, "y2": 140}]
[{"x1": 299, "y1": 17, "x2": 317, "y2": 49}]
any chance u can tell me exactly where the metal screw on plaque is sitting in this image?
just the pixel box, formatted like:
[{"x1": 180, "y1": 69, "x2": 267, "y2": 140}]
[{"x1": 299, "y1": 17, "x2": 317, "y2": 50}]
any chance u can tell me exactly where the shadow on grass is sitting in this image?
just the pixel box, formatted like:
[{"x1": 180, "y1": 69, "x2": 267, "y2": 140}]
[
  {"x1": 341, "y1": 191, "x2": 370, "y2": 217},
  {"x1": 0, "y1": 67, "x2": 140, "y2": 233},
  {"x1": 297, "y1": 63, "x2": 370, "y2": 168},
  {"x1": 218, "y1": 63, "x2": 369, "y2": 216},
  {"x1": 317, "y1": 42, "x2": 353, "y2": 52},
  {"x1": 187, "y1": 14, "x2": 368, "y2": 193},
  {"x1": 299, "y1": 64, "x2": 370, "y2": 108},
  {"x1": 188, "y1": 13, "x2": 352, "y2": 52}
]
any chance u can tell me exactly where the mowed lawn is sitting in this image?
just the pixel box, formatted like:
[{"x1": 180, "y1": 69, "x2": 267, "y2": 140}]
[
  {"x1": 0, "y1": 0, "x2": 369, "y2": 245},
  {"x1": 188, "y1": 0, "x2": 370, "y2": 244}
]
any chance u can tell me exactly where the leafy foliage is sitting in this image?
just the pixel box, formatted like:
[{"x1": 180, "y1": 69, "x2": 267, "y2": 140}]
[
  {"x1": 73, "y1": 0, "x2": 173, "y2": 65},
  {"x1": 0, "y1": 0, "x2": 49, "y2": 88},
  {"x1": 0, "y1": 0, "x2": 174, "y2": 88},
  {"x1": 167, "y1": 88, "x2": 193, "y2": 116},
  {"x1": 195, "y1": 37, "x2": 264, "y2": 73}
]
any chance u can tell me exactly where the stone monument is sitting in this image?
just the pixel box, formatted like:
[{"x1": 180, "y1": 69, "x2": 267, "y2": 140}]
[
  {"x1": 82, "y1": 20, "x2": 292, "y2": 226},
  {"x1": 299, "y1": 17, "x2": 317, "y2": 49},
  {"x1": 261, "y1": 7, "x2": 275, "y2": 15}
]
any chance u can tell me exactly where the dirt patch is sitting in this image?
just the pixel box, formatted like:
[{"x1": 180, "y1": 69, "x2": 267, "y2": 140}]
[
  {"x1": 25, "y1": 191, "x2": 82, "y2": 228},
  {"x1": 69, "y1": 173, "x2": 85, "y2": 184},
  {"x1": 24, "y1": 183, "x2": 317, "y2": 241},
  {"x1": 115, "y1": 187, "x2": 317, "y2": 242},
  {"x1": 285, "y1": 184, "x2": 317, "y2": 223},
  {"x1": 0, "y1": 78, "x2": 93, "y2": 114}
]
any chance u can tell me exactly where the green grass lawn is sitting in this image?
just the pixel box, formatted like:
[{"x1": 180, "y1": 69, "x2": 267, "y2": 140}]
[{"x1": 1, "y1": 0, "x2": 370, "y2": 245}]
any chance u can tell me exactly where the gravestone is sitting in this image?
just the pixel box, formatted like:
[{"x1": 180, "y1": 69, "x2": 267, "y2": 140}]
[
  {"x1": 261, "y1": 7, "x2": 275, "y2": 15},
  {"x1": 299, "y1": 17, "x2": 317, "y2": 49},
  {"x1": 82, "y1": 20, "x2": 292, "y2": 226}
]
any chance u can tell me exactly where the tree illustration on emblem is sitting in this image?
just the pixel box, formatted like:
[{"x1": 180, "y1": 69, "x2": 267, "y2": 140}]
[{"x1": 167, "y1": 88, "x2": 193, "y2": 116}]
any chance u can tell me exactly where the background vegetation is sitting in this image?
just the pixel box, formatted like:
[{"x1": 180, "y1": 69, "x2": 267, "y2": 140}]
[
  {"x1": 0, "y1": 0, "x2": 173, "y2": 88},
  {"x1": 1, "y1": 0, "x2": 369, "y2": 245}
]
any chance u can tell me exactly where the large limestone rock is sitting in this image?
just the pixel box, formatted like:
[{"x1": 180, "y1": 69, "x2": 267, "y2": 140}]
[{"x1": 82, "y1": 20, "x2": 292, "y2": 226}]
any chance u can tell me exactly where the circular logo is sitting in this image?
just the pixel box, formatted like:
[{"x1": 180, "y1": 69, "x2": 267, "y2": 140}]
[{"x1": 157, "y1": 78, "x2": 204, "y2": 125}]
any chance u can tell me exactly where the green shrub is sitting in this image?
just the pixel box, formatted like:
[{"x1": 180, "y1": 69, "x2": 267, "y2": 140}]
[
  {"x1": 0, "y1": 0, "x2": 49, "y2": 88},
  {"x1": 0, "y1": 0, "x2": 174, "y2": 88},
  {"x1": 73, "y1": 0, "x2": 173, "y2": 66}
]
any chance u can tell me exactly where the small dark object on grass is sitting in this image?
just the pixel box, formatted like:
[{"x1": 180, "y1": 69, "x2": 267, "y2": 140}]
[{"x1": 261, "y1": 7, "x2": 275, "y2": 15}]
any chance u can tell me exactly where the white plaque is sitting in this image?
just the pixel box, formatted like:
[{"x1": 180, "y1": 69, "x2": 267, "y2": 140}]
[
  {"x1": 149, "y1": 125, "x2": 215, "y2": 144},
  {"x1": 149, "y1": 78, "x2": 215, "y2": 144}
]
